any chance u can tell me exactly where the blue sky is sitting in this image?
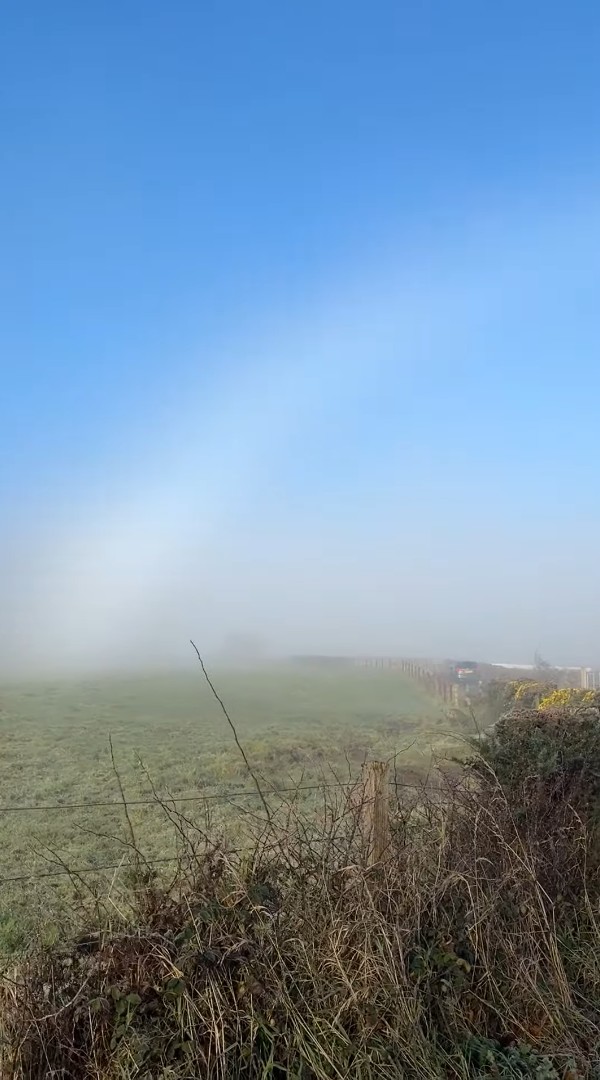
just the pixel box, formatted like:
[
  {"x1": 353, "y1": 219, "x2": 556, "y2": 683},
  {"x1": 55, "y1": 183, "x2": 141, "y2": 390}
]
[{"x1": 2, "y1": 1, "x2": 600, "y2": 671}]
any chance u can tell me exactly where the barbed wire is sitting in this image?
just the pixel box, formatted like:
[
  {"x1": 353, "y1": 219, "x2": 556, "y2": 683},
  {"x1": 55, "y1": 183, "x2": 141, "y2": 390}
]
[
  {"x1": 0, "y1": 779, "x2": 428, "y2": 885},
  {"x1": 0, "y1": 778, "x2": 424, "y2": 816},
  {"x1": 0, "y1": 781, "x2": 354, "y2": 815},
  {"x1": 0, "y1": 857, "x2": 181, "y2": 885},
  {"x1": 0, "y1": 827, "x2": 340, "y2": 885}
]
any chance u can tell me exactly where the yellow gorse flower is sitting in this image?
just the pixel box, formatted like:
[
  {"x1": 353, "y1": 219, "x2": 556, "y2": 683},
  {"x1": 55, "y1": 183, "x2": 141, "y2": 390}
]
[
  {"x1": 538, "y1": 687, "x2": 600, "y2": 710},
  {"x1": 512, "y1": 681, "x2": 548, "y2": 701}
]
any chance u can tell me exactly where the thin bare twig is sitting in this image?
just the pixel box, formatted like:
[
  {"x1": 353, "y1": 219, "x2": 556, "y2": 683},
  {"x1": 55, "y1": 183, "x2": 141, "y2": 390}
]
[{"x1": 189, "y1": 640, "x2": 272, "y2": 822}]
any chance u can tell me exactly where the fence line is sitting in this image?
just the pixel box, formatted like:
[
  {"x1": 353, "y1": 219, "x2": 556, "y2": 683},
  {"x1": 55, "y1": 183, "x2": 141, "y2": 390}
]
[
  {"x1": 0, "y1": 778, "x2": 426, "y2": 817},
  {"x1": 351, "y1": 657, "x2": 465, "y2": 705},
  {"x1": 1, "y1": 845, "x2": 275, "y2": 885},
  {"x1": 0, "y1": 857, "x2": 181, "y2": 886},
  {"x1": 0, "y1": 781, "x2": 352, "y2": 816},
  {"x1": 0, "y1": 768, "x2": 429, "y2": 886}
]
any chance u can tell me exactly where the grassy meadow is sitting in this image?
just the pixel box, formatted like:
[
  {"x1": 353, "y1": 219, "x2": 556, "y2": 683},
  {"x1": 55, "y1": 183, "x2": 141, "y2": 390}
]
[
  {"x1": 6, "y1": 689, "x2": 600, "y2": 1078},
  {"x1": 0, "y1": 663, "x2": 448, "y2": 951}
]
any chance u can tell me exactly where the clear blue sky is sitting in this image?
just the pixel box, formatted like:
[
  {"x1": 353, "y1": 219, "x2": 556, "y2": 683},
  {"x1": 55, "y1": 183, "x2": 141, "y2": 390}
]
[{"x1": 2, "y1": 1, "x2": 600, "y2": 671}]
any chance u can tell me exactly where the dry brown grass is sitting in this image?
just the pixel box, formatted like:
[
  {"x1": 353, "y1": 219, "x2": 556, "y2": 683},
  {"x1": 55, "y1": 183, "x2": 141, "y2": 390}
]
[{"x1": 2, "y1": 763, "x2": 600, "y2": 1079}]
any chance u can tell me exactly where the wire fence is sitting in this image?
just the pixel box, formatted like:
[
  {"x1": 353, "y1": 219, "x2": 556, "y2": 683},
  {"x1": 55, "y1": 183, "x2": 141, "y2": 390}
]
[
  {"x1": 0, "y1": 781, "x2": 351, "y2": 815},
  {"x1": 0, "y1": 774, "x2": 427, "y2": 887},
  {"x1": 0, "y1": 651, "x2": 444, "y2": 894},
  {"x1": 1, "y1": 781, "x2": 427, "y2": 817}
]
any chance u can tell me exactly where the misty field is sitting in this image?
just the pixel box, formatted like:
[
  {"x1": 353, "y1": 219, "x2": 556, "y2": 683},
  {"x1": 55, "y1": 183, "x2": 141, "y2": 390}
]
[{"x1": 0, "y1": 664, "x2": 448, "y2": 951}]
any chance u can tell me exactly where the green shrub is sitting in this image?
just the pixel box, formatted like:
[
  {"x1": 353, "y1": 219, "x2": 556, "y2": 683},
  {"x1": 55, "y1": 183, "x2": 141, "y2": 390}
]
[
  {"x1": 467, "y1": 703, "x2": 600, "y2": 905},
  {"x1": 472, "y1": 704, "x2": 600, "y2": 814}
]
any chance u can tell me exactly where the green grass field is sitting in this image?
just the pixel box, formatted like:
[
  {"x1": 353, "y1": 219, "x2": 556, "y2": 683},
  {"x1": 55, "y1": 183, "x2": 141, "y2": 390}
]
[{"x1": 0, "y1": 664, "x2": 447, "y2": 951}]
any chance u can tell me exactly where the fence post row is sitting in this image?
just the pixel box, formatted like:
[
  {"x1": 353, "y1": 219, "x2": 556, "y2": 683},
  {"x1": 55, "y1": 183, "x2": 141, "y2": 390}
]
[{"x1": 397, "y1": 656, "x2": 461, "y2": 707}]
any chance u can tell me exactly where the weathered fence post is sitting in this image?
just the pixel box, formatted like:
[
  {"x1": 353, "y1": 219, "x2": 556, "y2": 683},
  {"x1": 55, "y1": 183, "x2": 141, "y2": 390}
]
[{"x1": 360, "y1": 760, "x2": 390, "y2": 866}]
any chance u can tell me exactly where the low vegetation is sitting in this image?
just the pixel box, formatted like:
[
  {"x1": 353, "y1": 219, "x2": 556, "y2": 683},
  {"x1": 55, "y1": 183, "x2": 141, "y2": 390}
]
[{"x1": 2, "y1": 681, "x2": 600, "y2": 1077}]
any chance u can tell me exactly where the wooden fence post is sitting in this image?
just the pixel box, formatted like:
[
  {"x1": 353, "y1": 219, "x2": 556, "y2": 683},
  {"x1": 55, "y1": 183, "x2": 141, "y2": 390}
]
[{"x1": 360, "y1": 760, "x2": 390, "y2": 866}]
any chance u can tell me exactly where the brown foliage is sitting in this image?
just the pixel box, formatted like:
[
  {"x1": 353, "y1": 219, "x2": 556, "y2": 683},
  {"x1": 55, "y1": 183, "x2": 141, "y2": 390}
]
[{"x1": 2, "y1": 766, "x2": 600, "y2": 1079}]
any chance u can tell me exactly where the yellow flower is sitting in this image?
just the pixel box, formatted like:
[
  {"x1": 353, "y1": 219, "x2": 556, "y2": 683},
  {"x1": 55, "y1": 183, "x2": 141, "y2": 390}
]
[{"x1": 538, "y1": 687, "x2": 600, "y2": 710}]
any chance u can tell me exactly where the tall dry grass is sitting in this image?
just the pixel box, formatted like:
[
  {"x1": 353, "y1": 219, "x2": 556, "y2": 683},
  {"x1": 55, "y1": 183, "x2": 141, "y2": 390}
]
[{"x1": 2, "y1": 760, "x2": 600, "y2": 1079}]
